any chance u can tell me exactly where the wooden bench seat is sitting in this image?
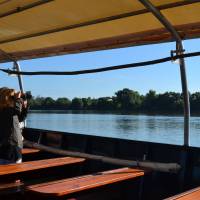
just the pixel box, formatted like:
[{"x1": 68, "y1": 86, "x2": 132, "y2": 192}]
[
  {"x1": 22, "y1": 148, "x2": 40, "y2": 155},
  {"x1": 0, "y1": 157, "x2": 85, "y2": 177},
  {"x1": 26, "y1": 167, "x2": 144, "y2": 198},
  {"x1": 0, "y1": 181, "x2": 24, "y2": 197},
  {"x1": 0, "y1": 181, "x2": 23, "y2": 191},
  {"x1": 165, "y1": 186, "x2": 200, "y2": 200}
]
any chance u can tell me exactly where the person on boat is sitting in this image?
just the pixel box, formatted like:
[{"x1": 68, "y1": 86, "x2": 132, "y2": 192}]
[{"x1": 0, "y1": 87, "x2": 28, "y2": 164}]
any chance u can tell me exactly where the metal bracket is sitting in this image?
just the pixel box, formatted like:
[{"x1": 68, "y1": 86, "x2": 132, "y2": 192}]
[{"x1": 171, "y1": 49, "x2": 185, "y2": 61}]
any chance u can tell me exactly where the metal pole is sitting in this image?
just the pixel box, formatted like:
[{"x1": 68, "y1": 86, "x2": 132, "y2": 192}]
[
  {"x1": 14, "y1": 61, "x2": 24, "y2": 93},
  {"x1": 14, "y1": 61, "x2": 27, "y2": 128},
  {"x1": 138, "y1": 0, "x2": 190, "y2": 146},
  {"x1": 177, "y1": 42, "x2": 190, "y2": 146},
  {"x1": 0, "y1": 50, "x2": 24, "y2": 93}
]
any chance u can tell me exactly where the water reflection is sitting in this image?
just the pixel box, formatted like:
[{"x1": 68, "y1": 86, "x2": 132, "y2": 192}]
[
  {"x1": 115, "y1": 117, "x2": 140, "y2": 132},
  {"x1": 145, "y1": 117, "x2": 157, "y2": 130},
  {"x1": 27, "y1": 111, "x2": 200, "y2": 147}
]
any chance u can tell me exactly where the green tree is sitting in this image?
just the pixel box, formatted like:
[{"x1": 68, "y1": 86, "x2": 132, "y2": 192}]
[
  {"x1": 71, "y1": 98, "x2": 83, "y2": 110},
  {"x1": 190, "y1": 92, "x2": 200, "y2": 113},
  {"x1": 143, "y1": 90, "x2": 157, "y2": 111},
  {"x1": 82, "y1": 98, "x2": 92, "y2": 109},
  {"x1": 115, "y1": 88, "x2": 142, "y2": 110},
  {"x1": 89, "y1": 98, "x2": 98, "y2": 110},
  {"x1": 55, "y1": 97, "x2": 71, "y2": 109},
  {"x1": 29, "y1": 96, "x2": 45, "y2": 109},
  {"x1": 43, "y1": 97, "x2": 55, "y2": 109},
  {"x1": 156, "y1": 92, "x2": 183, "y2": 112},
  {"x1": 97, "y1": 97, "x2": 114, "y2": 110}
]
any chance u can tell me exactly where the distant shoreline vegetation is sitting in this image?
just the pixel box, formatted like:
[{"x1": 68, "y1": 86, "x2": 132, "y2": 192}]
[{"x1": 29, "y1": 88, "x2": 200, "y2": 114}]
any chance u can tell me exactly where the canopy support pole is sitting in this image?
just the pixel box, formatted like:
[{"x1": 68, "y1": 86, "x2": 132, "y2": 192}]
[
  {"x1": 177, "y1": 43, "x2": 190, "y2": 146},
  {"x1": 138, "y1": 0, "x2": 190, "y2": 146},
  {"x1": 13, "y1": 61, "x2": 24, "y2": 93},
  {"x1": 0, "y1": 49, "x2": 24, "y2": 93}
]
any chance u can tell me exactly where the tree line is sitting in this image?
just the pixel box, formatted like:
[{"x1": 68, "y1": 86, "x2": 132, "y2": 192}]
[{"x1": 29, "y1": 88, "x2": 200, "y2": 114}]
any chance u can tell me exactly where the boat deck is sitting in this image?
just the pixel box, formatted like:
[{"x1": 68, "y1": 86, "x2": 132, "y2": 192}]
[{"x1": 1, "y1": 128, "x2": 200, "y2": 200}]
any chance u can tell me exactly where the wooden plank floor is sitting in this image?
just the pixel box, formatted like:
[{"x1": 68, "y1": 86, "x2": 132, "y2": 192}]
[{"x1": 27, "y1": 167, "x2": 144, "y2": 197}]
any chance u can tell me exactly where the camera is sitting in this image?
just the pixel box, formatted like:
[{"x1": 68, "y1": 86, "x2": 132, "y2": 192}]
[{"x1": 21, "y1": 91, "x2": 32, "y2": 101}]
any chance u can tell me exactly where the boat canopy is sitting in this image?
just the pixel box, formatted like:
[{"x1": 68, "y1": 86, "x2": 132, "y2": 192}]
[{"x1": 0, "y1": 0, "x2": 199, "y2": 62}]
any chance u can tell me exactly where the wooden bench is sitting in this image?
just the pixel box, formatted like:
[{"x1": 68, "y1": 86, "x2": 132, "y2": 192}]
[
  {"x1": 0, "y1": 157, "x2": 85, "y2": 195},
  {"x1": 22, "y1": 148, "x2": 40, "y2": 155},
  {"x1": 0, "y1": 181, "x2": 23, "y2": 195},
  {"x1": 26, "y1": 167, "x2": 144, "y2": 198},
  {"x1": 0, "y1": 157, "x2": 85, "y2": 178},
  {"x1": 165, "y1": 186, "x2": 200, "y2": 200}
]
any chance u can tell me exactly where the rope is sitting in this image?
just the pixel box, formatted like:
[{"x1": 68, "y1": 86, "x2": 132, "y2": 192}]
[{"x1": 0, "y1": 51, "x2": 199, "y2": 76}]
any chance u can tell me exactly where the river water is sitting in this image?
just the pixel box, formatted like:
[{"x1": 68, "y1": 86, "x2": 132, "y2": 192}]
[{"x1": 26, "y1": 111, "x2": 200, "y2": 147}]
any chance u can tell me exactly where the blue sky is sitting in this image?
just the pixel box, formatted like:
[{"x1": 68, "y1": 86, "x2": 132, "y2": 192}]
[{"x1": 0, "y1": 38, "x2": 199, "y2": 99}]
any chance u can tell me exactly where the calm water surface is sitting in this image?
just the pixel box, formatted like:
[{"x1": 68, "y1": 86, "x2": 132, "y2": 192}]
[{"x1": 26, "y1": 111, "x2": 200, "y2": 147}]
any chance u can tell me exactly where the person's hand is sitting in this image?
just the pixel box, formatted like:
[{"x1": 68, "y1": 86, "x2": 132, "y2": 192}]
[
  {"x1": 15, "y1": 91, "x2": 22, "y2": 99},
  {"x1": 23, "y1": 100, "x2": 28, "y2": 108}
]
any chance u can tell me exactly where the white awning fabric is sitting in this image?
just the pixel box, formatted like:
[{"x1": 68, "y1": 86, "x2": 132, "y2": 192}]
[{"x1": 0, "y1": 0, "x2": 199, "y2": 62}]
